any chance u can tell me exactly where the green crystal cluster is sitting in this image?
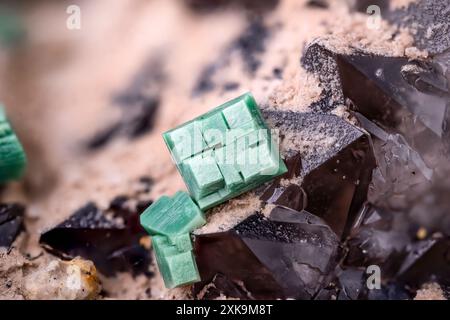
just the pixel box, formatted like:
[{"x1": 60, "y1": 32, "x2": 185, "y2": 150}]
[
  {"x1": 140, "y1": 191, "x2": 205, "y2": 288},
  {"x1": 0, "y1": 105, "x2": 26, "y2": 183},
  {"x1": 163, "y1": 92, "x2": 287, "y2": 210},
  {"x1": 140, "y1": 93, "x2": 286, "y2": 288}
]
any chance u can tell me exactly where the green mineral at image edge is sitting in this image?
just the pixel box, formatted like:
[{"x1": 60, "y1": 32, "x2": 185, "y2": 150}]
[
  {"x1": 0, "y1": 10, "x2": 25, "y2": 46},
  {"x1": 140, "y1": 191, "x2": 205, "y2": 288},
  {"x1": 162, "y1": 92, "x2": 287, "y2": 210},
  {"x1": 0, "y1": 105, "x2": 27, "y2": 183}
]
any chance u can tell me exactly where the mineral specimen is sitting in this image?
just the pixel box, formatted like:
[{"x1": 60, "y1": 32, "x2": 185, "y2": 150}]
[
  {"x1": 344, "y1": 204, "x2": 410, "y2": 277},
  {"x1": 263, "y1": 111, "x2": 376, "y2": 238},
  {"x1": 337, "y1": 53, "x2": 450, "y2": 167},
  {"x1": 191, "y1": 1, "x2": 450, "y2": 298},
  {"x1": 140, "y1": 191, "x2": 205, "y2": 239},
  {"x1": 396, "y1": 236, "x2": 450, "y2": 289},
  {"x1": 0, "y1": 105, "x2": 26, "y2": 183},
  {"x1": 40, "y1": 202, "x2": 151, "y2": 276},
  {"x1": 140, "y1": 191, "x2": 205, "y2": 288},
  {"x1": 406, "y1": 164, "x2": 450, "y2": 237},
  {"x1": 152, "y1": 234, "x2": 200, "y2": 288},
  {"x1": 0, "y1": 203, "x2": 25, "y2": 248},
  {"x1": 193, "y1": 206, "x2": 340, "y2": 299},
  {"x1": 334, "y1": 267, "x2": 366, "y2": 300},
  {"x1": 358, "y1": 115, "x2": 433, "y2": 209},
  {"x1": 261, "y1": 183, "x2": 306, "y2": 212},
  {"x1": 23, "y1": 257, "x2": 101, "y2": 300},
  {"x1": 164, "y1": 93, "x2": 287, "y2": 210},
  {"x1": 299, "y1": 15, "x2": 450, "y2": 297}
]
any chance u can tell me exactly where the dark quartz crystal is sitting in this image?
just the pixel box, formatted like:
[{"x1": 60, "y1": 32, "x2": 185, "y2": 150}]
[
  {"x1": 281, "y1": 152, "x2": 302, "y2": 179},
  {"x1": 193, "y1": 207, "x2": 340, "y2": 299},
  {"x1": 396, "y1": 236, "x2": 450, "y2": 288},
  {"x1": 317, "y1": 267, "x2": 412, "y2": 300},
  {"x1": 366, "y1": 283, "x2": 412, "y2": 300},
  {"x1": 40, "y1": 202, "x2": 152, "y2": 277},
  {"x1": 261, "y1": 184, "x2": 306, "y2": 212},
  {"x1": 301, "y1": 136, "x2": 375, "y2": 238},
  {"x1": 260, "y1": 153, "x2": 306, "y2": 212},
  {"x1": 194, "y1": 273, "x2": 251, "y2": 300},
  {"x1": 0, "y1": 203, "x2": 25, "y2": 248},
  {"x1": 263, "y1": 111, "x2": 376, "y2": 238},
  {"x1": 302, "y1": 39, "x2": 450, "y2": 172},
  {"x1": 191, "y1": 3, "x2": 450, "y2": 298},
  {"x1": 316, "y1": 267, "x2": 379, "y2": 300},
  {"x1": 336, "y1": 52, "x2": 450, "y2": 167},
  {"x1": 344, "y1": 204, "x2": 410, "y2": 278},
  {"x1": 335, "y1": 267, "x2": 366, "y2": 300},
  {"x1": 407, "y1": 166, "x2": 450, "y2": 236},
  {"x1": 362, "y1": 119, "x2": 433, "y2": 210}
]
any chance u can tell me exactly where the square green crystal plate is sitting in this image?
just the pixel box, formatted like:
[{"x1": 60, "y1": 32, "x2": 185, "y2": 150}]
[
  {"x1": 152, "y1": 235, "x2": 200, "y2": 288},
  {"x1": 140, "y1": 191, "x2": 205, "y2": 288},
  {"x1": 140, "y1": 191, "x2": 206, "y2": 240},
  {"x1": 163, "y1": 92, "x2": 287, "y2": 210}
]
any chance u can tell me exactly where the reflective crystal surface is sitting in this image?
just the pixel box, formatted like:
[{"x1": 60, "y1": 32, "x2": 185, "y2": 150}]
[
  {"x1": 396, "y1": 237, "x2": 450, "y2": 288},
  {"x1": 191, "y1": 1, "x2": 450, "y2": 299},
  {"x1": 193, "y1": 206, "x2": 339, "y2": 299},
  {"x1": 337, "y1": 53, "x2": 450, "y2": 167},
  {"x1": 40, "y1": 202, "x2": 152, "y2": 276},
  {"x1": 263, "y1": 111, "x2": 376, "y2": 238},
  {"x1": 344, "y1": 204, "x2": 410, "y2": 277},
  {"x1": 0, "y1": 203, "x2": 24, "y2": 248}
]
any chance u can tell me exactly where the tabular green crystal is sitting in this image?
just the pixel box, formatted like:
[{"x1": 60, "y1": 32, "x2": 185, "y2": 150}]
[
  {"x1": 140, "y1": 191, "x2": 205, "y2": 288},
  {"x1": 163, "y1": 92, "x2": 287, "y2": 210},
  {"x1": 0, "y1": 105, "x2": 26, "y2": 183},
  {"x1": 140, "y1": 191, "x2": 205, "y2": 239},
  {"x1": 152, "y1": 235, "x2": 200, "y2": 288}
]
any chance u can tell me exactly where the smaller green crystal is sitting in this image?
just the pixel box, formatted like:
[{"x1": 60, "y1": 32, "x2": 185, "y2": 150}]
[
  {"x1": 140, "y1": 191, "x2": 205, "y2": 288},
  {"x1": 0, "y1": 105, "x2": 26, "y2": 183},
  {"x1": 140, "y1": 191, "x2": 205, "y2": 240},
  {"x1": 152, "y1": 235, "x2": 200, "y2": 288}
]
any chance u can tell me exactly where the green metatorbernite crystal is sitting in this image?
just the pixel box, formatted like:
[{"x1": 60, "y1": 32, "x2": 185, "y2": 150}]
[
  {"x1": 163, "y1": 92, "x2": 287, "y2": 210},
  {"x1": 140, "y1": 191, "x2": 205, "y2": 288},
  {"x1": 0, "y1": 105, "x2": 26, "y2": 183},
  {"x1": 152, "y1": 235, "x2": 200, "y2": 288}
]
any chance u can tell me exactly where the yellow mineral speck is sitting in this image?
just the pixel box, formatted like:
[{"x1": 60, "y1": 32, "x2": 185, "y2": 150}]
[
  {"x1": 139, "y1": 235, "x2": 152, "y2": 250},
  {"x1": 416, "y1": 227, "x2": 427, "y2": 240}
]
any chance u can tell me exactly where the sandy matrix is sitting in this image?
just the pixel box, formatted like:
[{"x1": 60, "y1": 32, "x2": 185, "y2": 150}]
[{"x1": 0, "y1": 0, "x2": 444, "y2": 299}]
